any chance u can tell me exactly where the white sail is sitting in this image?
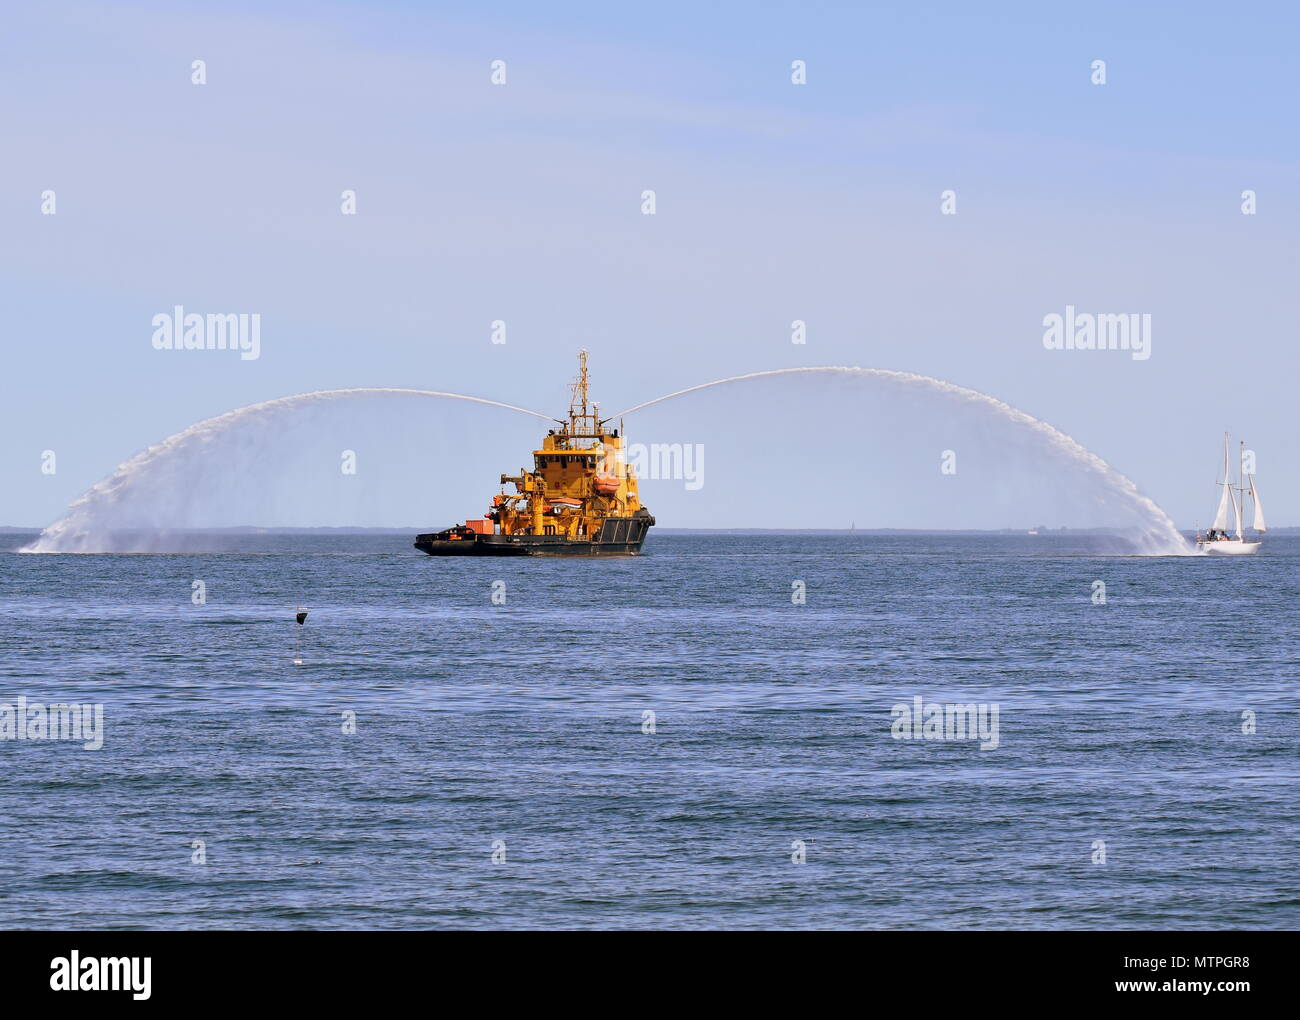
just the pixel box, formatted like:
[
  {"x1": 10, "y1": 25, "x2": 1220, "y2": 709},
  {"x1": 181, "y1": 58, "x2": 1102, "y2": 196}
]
[
  {"x1": 1212, "y1": 483, "x2": 1233, "y2": 530},
  {"x1": 1250, "y1": 477, "x2": 1266, "y2": 532},
  {"x1": 1232, "y1": 486, "x2": 1242, "y2": 537}
]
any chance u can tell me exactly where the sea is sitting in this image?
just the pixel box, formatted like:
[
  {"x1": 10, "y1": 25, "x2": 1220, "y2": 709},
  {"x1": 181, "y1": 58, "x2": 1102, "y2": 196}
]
[{"x1": 1, "y1": 531, "x2": 1297, "y2": 930}]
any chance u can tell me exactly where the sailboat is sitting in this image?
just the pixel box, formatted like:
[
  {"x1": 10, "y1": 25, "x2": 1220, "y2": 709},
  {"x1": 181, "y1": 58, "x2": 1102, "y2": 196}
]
[{"x1": 1196, "y1": 432, "x2": 1265, "y2": 555}]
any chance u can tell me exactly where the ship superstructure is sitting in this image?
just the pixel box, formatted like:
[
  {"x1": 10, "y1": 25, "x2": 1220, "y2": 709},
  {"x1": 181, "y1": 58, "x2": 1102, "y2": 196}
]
[{"x1": 415, "y1": 351, "x2": 655, "y2": 556}]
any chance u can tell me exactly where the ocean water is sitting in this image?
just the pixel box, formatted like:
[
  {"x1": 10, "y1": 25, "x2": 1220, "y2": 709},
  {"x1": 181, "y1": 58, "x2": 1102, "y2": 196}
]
[{"x1": 1, "y1": 531, "x2": 1297, "y2": 930}]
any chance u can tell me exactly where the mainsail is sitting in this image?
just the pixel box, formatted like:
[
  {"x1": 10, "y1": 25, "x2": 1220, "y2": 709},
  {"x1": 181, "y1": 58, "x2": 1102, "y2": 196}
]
[
  {"x1": 1212, "y1": 483, "x2": 1233, "y2": 530},
  {"x1": 1250, "y1": 477, "x2": 1267, "y2": 532}
]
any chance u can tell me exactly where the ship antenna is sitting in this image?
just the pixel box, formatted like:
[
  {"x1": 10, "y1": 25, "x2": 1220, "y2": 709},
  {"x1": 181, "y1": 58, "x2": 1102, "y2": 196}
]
[{"x1": 569, "y1": 349, "x2": 595, "y2": 438}]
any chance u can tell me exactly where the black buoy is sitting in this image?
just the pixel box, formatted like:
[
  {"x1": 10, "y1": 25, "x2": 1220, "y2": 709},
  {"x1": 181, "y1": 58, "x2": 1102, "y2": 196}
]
[{"x1": 293, "y1": 607, "x2": 308, "y2": 664}]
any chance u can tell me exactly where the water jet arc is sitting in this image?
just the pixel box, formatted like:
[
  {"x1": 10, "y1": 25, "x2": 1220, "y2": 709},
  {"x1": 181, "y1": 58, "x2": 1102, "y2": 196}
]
[
  {"x1": 614, "y1": 365, "x2": 1187, "y2": 553},
  {"x1": 24, "y1": 388, "x2": 552, "y2": 553}
]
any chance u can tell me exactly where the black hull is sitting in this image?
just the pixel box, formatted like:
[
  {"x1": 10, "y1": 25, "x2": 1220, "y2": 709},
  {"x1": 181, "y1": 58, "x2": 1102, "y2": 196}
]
[{"x1": 415, "y1": 514, "x2": 654, "y2": 557}]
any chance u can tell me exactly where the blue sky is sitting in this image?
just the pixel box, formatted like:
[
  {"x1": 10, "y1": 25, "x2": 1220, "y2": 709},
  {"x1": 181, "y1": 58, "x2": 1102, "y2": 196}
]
[{"x1": 3, "y1": 1, "x2": 1298, "y2": 529}]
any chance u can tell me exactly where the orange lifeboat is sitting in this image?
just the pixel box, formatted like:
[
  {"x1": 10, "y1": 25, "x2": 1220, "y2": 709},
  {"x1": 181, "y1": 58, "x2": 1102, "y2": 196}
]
[{"x1": 593, "y1": 475, "x2": 620, "y2": 496}]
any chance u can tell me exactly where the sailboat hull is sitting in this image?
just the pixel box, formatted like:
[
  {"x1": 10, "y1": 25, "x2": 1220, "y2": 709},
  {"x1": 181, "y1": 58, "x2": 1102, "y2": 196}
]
[{"x1": 1198, "y1": 540, "x2": 1261, "y2": 556}]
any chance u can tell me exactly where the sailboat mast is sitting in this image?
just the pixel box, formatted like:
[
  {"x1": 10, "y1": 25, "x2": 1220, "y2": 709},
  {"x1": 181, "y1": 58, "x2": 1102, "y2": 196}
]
[
  {"x1": 1214, "y1": 430, "x2": 1230, "y2": 538},
  {"x1": 1240, "y1": 440, "x2": 1247, "y2": 529},
  {"x1": 1230, "y1": 435, "x2": 1243, "y2": 538}
]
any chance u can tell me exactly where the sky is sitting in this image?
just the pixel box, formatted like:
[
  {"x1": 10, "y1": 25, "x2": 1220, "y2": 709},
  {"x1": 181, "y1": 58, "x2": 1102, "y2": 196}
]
[{"x1": 2, "y1": 1, "x2": 1298, "y2": 530}]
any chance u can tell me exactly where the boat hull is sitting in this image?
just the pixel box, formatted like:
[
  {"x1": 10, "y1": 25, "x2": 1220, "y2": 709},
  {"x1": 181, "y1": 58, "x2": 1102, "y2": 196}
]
[
  {"x1": 415, "y1": 514, "x2": 654, "y2": 557},
  {"x1": 1198, "y1": 539, "x2": 1261, "y2": 556}
]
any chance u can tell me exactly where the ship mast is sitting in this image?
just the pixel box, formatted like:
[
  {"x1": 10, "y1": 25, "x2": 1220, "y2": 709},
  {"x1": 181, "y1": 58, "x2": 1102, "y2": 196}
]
[{"x1": 566, "y1": 349, "x2": 600, "y2": 442}]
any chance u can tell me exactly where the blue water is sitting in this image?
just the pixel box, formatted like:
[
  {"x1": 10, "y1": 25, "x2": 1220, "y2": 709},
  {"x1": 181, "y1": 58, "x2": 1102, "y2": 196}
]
[{"x1": 1, "y1": 531, "x2": 1297, "y2": 930}]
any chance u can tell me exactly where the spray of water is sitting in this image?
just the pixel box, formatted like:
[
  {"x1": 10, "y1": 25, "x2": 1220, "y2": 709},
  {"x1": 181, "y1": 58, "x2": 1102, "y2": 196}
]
[
  {"x1": 25, "y1": 368, "x2": 1191, "y2": 555},
  {"x1": 22, "y1": 388, "x2": 553, "y2": 553},
  {"x1": 613, "y1": 366, "x2": 1192, "y2": 555}
]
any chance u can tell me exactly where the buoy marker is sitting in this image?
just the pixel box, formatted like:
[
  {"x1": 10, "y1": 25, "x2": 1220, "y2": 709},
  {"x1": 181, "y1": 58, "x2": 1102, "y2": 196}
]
[{"x1": 294, "y1": 606, "x2": 308, "y2": 664}]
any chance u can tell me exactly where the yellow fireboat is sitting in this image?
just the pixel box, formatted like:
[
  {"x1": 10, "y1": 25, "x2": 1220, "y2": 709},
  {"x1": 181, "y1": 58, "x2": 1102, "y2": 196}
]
[{"x1": 414, "y1": 351, "x2": 655, "y2": 556}]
